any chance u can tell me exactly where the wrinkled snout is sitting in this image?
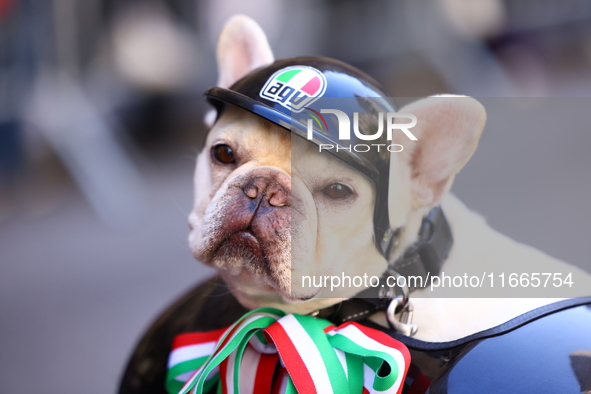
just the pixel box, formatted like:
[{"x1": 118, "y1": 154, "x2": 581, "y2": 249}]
[{"x1": 195, "y1": 167, "x2": 292, "y2": 272}]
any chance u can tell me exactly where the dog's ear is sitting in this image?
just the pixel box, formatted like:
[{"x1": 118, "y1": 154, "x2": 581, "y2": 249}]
[
  {"x1": 393, "y1": 95, "x2": 486, "y2": 210},
  {"x1": 216, "y1": 15, "x2": 274, "y2": 89},
  {"x1": 204, "y1": 15, "x2": 274, "y2": 127}
]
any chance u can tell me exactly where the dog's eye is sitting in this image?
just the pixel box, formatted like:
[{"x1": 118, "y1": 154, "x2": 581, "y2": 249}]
[
  {"x1": 321, "y1": 183, "x2": 352, "y2": 200},
  {"x1": 212, "y1": 144, "x2": 236, "y2": 164}
]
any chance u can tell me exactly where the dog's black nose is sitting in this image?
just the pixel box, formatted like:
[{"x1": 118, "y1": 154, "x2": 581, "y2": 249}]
[{"x1": 242, "y1": 176, "x2": 290, "y2": 207}]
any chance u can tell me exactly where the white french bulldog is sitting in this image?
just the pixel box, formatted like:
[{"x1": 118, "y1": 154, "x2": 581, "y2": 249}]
[{"x1": 188, "y1": 15, "x2": 591, "y2": 342}]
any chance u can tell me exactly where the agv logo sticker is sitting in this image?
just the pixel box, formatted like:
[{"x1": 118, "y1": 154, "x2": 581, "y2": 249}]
[{"x1": 259, "y1": 66, "x2": 327, "y2": 113}]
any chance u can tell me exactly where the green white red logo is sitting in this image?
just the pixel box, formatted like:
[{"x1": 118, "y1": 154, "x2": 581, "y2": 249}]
[{"x1": 259, "y1": 66, "x2": 327, "y2": 112}]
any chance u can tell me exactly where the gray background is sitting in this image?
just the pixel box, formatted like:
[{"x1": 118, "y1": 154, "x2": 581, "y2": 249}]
[{"x1": 2, "y1": 1, "x2": 591, "y2": 393}]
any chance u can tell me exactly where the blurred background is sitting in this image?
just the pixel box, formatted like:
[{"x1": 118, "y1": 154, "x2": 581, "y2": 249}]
[{"x1": 2, "y1": 0, "x2": 591, "y2": 392}]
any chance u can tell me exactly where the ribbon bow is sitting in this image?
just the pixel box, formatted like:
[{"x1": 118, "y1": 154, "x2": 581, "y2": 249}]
[{"x1": 166, "y1": 307, "x2": 410, "y2": 394}]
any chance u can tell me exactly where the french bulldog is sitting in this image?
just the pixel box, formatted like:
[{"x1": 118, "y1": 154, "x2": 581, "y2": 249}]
[{"x1": 188, "y1": 15, "x2": 591, "y2": 342}]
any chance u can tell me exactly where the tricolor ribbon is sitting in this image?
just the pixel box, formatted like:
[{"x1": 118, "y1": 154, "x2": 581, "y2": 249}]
[{"x1": 166, "y1": 307, "x2": 410, "y2": 394}]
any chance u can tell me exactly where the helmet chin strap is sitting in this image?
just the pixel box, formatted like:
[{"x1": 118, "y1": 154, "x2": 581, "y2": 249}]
[
  {"x1": 313, "y1": 206, "x2": 453, "y2": 337},
  {"x1": 387, "y1": 206, "x2": 452, "y2": 290}
]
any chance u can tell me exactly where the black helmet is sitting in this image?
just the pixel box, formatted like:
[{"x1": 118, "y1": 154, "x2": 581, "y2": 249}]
[{"x1": 205, "y1": 57, "x2": 398, "y2": 255}]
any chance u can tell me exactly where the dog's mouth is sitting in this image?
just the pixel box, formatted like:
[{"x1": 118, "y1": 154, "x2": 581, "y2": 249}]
[
  {"x1": 211, "y1": 225, "x2": 273, "y2": 276},
  {"x1": 223, "y1": 228, "x2": 264, "y2": 260},
  {"x1": 215, "y1": 228, "x2": 322, "y2": 303}
]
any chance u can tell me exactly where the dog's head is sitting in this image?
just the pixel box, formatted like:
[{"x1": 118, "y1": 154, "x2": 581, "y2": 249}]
[{"x1": 188, "y1": 16, "x2": 486, "y2": 314}]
